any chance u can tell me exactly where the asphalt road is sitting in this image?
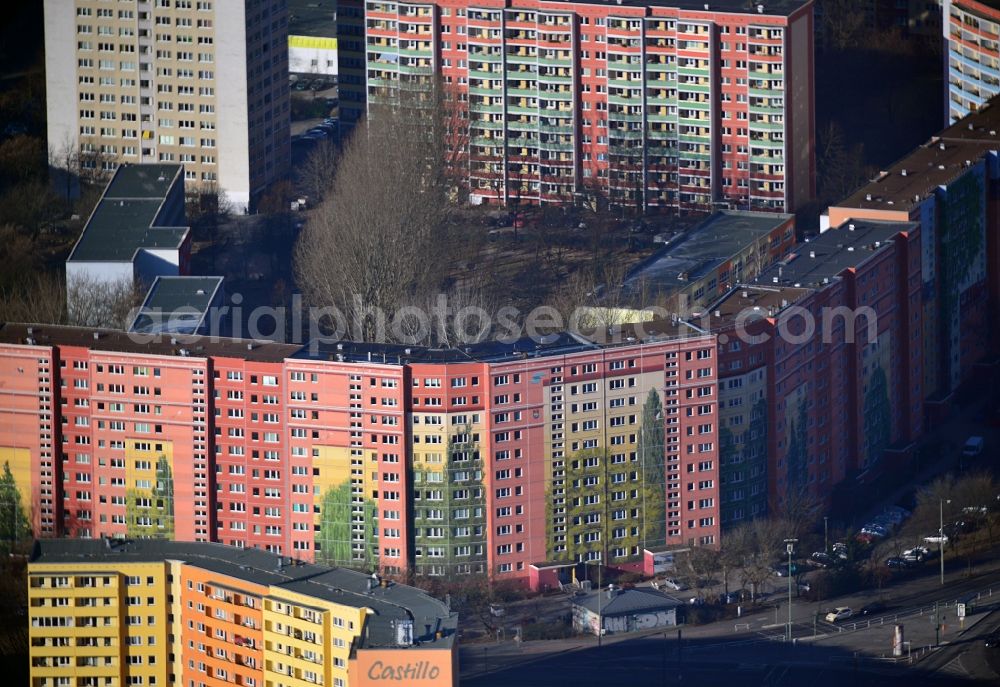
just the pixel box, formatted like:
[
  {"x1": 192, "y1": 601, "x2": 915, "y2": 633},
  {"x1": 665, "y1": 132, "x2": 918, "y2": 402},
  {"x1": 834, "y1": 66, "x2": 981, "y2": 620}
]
[{"x1": 463, "y1": 566, "x2": 1000, "y2": 686}]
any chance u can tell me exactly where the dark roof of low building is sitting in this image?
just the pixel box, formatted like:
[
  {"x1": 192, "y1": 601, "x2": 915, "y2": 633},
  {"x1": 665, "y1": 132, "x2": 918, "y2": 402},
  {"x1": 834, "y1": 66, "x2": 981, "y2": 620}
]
[
  {"x1": 573, "y1": 587, "x2": 683, "y2": 616},
  {"x1": 288, "y1": 0, "x2": 337, "y2": 37},
  {"x1": 0, "y1": 323, "x2": 301, "y2": 363},
  {"x1": 749, "y1": 219, "x2": 915, "y2": 289},
  {"x1": 30, "y1": 539, "x2": 456, "y2": 650},
  {"x1": 68, "y1": 164, "x2": 188, "y2": 263},
  {"x1": 129, "y1": 276, "x2": 224, "y2": 335},
  {"x1": 624, "y1": 210, "x2": 792, "y2": 296}
]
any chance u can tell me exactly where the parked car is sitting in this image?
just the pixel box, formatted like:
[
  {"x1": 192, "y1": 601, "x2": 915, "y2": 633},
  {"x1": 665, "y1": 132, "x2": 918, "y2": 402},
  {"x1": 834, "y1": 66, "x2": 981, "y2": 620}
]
[
  {"x1": 773, "y1": 562, "x2": 800, "y2": 577},
  {"x1": 962, "y1": 436, "x2": 985, "y2": 457},
  {"x1": 860, "y1": 524, "x2": 889, "y2": 537},
  {"x1": 859, "y1": 601, "x2": 887, "y2": 616},
  {"x1": 688, "y1": 596, "x2": 706, "y2": 606},
  {"x1": 662, "y1": 578, "x2": 687, "y2": 591},
  {"x1": 903, "y1": 546, "x2": 931, "y2": 562},
  {"x1": 797, "y1": 581, "x2": 812, "y2": 593},
  {"x1": 489, "y1": 603, "x2": 505, "y2": 617},
  {"x1": 924, "y1": 533, "x2": 950, "y2": 545},
  {"x1": 886, "y1": 557, "x2": 910, "y2": 570},
  {"x1": 808, "y1": 552, "x2": 835, "y2": 568},
  {"x1": 719, "y1": 591, "x2": 741, "y2": 604},
  {"x1": 825, "y1": 607, "x2": 853, "y2": 623},
  {"x1": 831, "y1": 542, "x2": 849, "y2": 560}
]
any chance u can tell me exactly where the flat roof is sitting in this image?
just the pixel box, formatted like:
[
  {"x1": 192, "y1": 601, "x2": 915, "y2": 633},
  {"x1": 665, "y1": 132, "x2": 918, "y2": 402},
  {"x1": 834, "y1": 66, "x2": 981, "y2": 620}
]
[
  {"x1": 296, "y1": 331, "x2": 600, "y2": 365},
  {"x1": 288, "y1": 0, "x2": 337, "y2": 37},
  {"x1": 68, "y1": 164, "x2": 189, "y2": 263},
  {"x1": 129, "y1": 276, "x2": 224, "y2": 335},
  {"x1": 569, "y1": 0, "x2": 812, "y2": 17},
  {"x1": 707, "y1": 284, "x2": 813, "y2": 322},
  {"x1": 624, "y1": 210, "x2": 792, "y2": 295},
  {"x1": 30, "y1": 539, "x2": 455, "y2": 650},
  {"x1": 0, "y1": 323, "x2": 301, "y2": 363},
  {"x1": 834, "y1": 101, "x2": 1000, "y2": 213},
  {"x1": 749, "y1": 219, "x2": 914, "y2": 288}
]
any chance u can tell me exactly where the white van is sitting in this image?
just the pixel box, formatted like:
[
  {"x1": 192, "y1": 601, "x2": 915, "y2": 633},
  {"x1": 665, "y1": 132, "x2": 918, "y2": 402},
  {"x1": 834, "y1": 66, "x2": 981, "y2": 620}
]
[{"x1": 962, "y1": 436, "x2": 985, "y2": 457}]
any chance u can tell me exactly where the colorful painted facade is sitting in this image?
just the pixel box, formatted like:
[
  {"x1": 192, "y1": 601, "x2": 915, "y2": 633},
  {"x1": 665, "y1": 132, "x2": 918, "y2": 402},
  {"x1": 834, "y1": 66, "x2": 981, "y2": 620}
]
[
  {"x1": 27, "y1": 539, "x2": 457, "y2": 687},
  {"x1": 365, "y1": 0, "x2": 815, "y2": 213},
  {"x1": 1, "y1": 325, "x2": 720, "y2": 585}
]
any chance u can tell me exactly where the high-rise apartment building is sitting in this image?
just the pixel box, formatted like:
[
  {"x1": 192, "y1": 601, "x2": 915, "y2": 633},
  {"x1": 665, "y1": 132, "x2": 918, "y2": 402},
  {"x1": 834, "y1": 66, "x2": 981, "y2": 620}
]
[
  {"x1": 28, "y1": 539, "x2": 458, "y2": 687},
  {"x1": 365, "y1": 0, "x2": 815, "y2": 213},
  {"x1": 943, "y1": 0, "x2": 1000, "y2": 124},
  {"x1": 44, "y1": 0, "x2": 291, "y2": 212},
  {"x1": 1, "y1": 324, "x2": 720, "y2": 587}
]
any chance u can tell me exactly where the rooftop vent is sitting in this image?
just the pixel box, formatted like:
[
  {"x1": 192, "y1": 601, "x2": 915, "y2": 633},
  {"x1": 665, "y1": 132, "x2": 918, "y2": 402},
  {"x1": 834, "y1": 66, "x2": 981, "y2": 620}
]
[
  {"x1": 772, "y1": 276, "x2": 779, "y2": 283},
  {"x1": 247, "y1": 343, "x2": 253, "y2": 351},
  {"x1": 170, "y1": 337, "x2": 178, "y2": 345},
  {"x1": 26, "y1": 327, "x2": 32, "y2": 335},
  {"x1": 336, "y1": 343, "x2": 343, "y2": 351},
  {"x1": 703, "y1": 3, "x2": 709, "y2": 8},
  {"x1": 179, "y1": 348, "x2": 190, "y2": 356},
  {"x1": 874, "y1": 241, "x2": 881, "y2": 248},
  {"x1": 742, "y1": 290, "x2": 748, "y2": 298},
  {"x1": 938, "y1": 165, "x2": 946, "y2": 170},
  {"x1": 823, "y1": 277, "x2": 830, "y2": 284},
  {"x1": 809, "y1": 250, "x2": 816, "y2": 258},
  {"x1": 195, "y1": 289, "x2": 205, "y2": 295},
  {"x1": 847, "y1": 246, "x2": 855, "y2": 252},
  {"x1": 404, "y1": 348, "x2": 412, "y2": 355},
  {"x1": 848, "y1": 223, "x2": 856, "y2": 231},
  {"x1": 991, "y1": 130, "x2": 997, "y2": 136},
  {"x1": 901, "y1": 169, "x2": 907, "y2": 176},
  {"x1": 757, "y1": 4, "x2": 764, "y2": 12},
  {"x1": 714, "y1": 310, "x2": 721, "y2": 318},
  {"x1": 865, "y1": 194, "x2": 872, "y2": 201},
  {"x1": 92, "y1": 332, "x2": 100, "y2": 340},
  {"x1": 969, "y1": 123, "x2": 975, "y2": 130},
  {"x1": 939, "y1": 142, "x2": 946, "y2": 151}
]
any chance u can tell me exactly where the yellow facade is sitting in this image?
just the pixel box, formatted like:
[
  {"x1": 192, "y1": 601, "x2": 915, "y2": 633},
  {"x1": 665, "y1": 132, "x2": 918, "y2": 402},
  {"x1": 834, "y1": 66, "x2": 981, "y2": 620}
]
[
  {"x1": 262, "y1": 587, "x2": 366, "y2": 687},
  {"x1": 1, "y1": 445, "x2": 32, "y2": 517},
  {"x1": 28, "y1": 561, "x2": 171, "y2": 687}
]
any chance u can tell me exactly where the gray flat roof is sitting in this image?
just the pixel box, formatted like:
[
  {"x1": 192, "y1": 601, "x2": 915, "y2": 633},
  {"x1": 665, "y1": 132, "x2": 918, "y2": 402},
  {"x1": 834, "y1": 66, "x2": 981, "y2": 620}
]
[
  {"x1": 129, "y1": 276, "x2": 224, "y2": 335},
  {"x1": 68, "y1": 164, "x2": 188, "y2": 263},
  {"x1": 541, "y1": 0, "x2": 812, "y2": 17},
  {"x1": 624, "y1": 210, "x2": 792, "y2": 294},
  {"x1": 30, "y1": 539, "x2": 456, "y2": 650},
  {"x1": 289, "y1": 0, "x2": 337, "y2": 37},
  {"x1": 750, "y1": 219, "x2": 915, "y2": 288}
]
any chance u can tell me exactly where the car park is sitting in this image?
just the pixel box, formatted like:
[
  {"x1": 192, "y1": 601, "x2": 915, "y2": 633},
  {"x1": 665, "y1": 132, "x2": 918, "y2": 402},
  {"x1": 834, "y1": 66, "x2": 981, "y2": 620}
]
[
  {"x1": 831, "y1": 542, "x2": 848, "y2": 559},
  {"x1": 662, "y1": 578, "x2": 687, "y2": 591},
  {"x1": 825, "y1": 607, "x2": 853, "y2": 623}
]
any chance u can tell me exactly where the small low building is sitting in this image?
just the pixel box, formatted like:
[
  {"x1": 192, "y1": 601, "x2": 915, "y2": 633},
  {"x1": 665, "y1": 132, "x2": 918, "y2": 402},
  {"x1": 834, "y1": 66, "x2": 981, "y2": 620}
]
[
  {"x1": 572, "y1": 587, "x2": 682, "y2": 636},
  {"x1": 128, "y1": 275, "x2": 226, "y2": 337}
]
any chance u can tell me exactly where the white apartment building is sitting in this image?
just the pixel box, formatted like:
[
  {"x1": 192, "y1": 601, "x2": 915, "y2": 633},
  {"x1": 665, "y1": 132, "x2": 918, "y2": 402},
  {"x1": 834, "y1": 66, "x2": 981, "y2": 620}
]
[{"x1": 44, "y1": 0, "x2": 291, "y2": 212}]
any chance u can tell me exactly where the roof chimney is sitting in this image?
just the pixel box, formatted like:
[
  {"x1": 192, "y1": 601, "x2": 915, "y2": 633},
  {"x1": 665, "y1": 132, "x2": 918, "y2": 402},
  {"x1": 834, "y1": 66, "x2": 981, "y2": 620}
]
[
  {"x1": 900, "y1": 169, "x2": 907, "y2": 176},
  {"x1": 865, "y1": 194, "x2": 872, "y2": 201}
]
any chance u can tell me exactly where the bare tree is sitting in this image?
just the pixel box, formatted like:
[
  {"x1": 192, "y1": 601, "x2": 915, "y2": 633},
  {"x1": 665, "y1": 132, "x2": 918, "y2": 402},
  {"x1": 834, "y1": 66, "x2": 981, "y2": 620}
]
[
  {"x1": 66, "y1": 273, "x2": 145, "y2": 330},
  {"x1": 0, "y1": 272, "x2": 67, "y2": 326},
  {"x1": 296, "y1": 138, "x2": 340, "y2": 204},
  {"x1": 294, "y1": 90, "x2": 455, "y2": 342}
]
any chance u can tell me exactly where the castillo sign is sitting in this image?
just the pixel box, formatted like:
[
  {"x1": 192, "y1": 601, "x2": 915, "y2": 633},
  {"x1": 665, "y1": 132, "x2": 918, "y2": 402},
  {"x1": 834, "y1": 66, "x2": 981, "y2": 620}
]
[{"x1": 350, "y1": 649, "x2": 455, "y2": 687}]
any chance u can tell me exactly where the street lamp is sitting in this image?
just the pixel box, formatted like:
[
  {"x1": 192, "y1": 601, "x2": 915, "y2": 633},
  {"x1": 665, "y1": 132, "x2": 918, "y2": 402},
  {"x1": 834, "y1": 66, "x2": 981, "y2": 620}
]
[
  {"x1": 784, "y1": 538, "x2": 797, "y2": 642},
  {"x1": 824, "y1": 516, "x2": 829, "y2": 554},
  {"x1": 939, "y1": 498, "x2": 951, "y2": 586}
]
